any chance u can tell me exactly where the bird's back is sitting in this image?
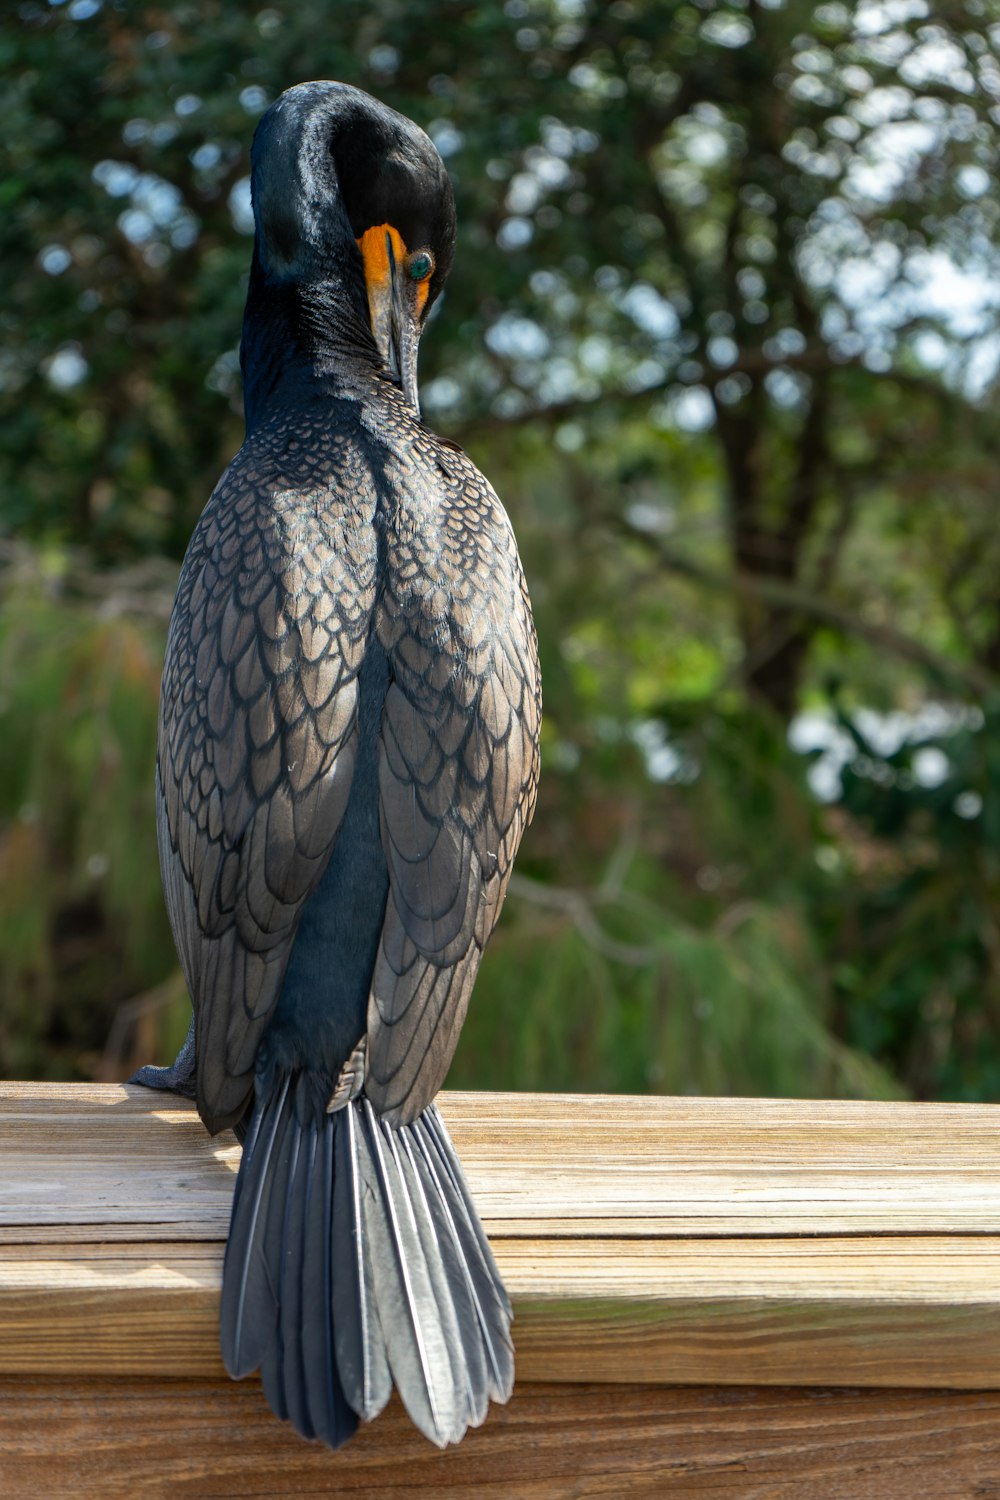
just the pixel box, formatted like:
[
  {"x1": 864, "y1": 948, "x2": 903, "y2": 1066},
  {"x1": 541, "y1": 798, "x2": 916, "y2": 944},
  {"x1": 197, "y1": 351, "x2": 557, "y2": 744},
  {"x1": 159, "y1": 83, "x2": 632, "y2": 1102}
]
[{"x1": 158, "y1": 386, "x2": 539, "y2": 1132}]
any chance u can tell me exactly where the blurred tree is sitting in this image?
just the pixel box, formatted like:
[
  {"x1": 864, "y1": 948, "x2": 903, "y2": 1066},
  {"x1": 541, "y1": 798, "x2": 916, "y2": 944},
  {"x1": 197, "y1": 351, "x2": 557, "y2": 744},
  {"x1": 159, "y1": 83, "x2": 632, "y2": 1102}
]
[
  {"x1": 4, "y1": 0, "x2": 1000, "y2": 1101},
  {"x1": 0, "y1": 546, "x2": 177, "y2": 1077},
  {"x1": 5, "y1": 0, "x2": 1000, "y2": 706}
]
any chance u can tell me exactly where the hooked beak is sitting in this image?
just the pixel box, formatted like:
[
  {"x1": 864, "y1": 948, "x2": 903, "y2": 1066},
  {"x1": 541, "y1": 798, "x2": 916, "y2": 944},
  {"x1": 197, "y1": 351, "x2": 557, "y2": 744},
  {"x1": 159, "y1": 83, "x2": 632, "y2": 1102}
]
[{"x1": 357, "y1": 224, "x2": 421, "y2": 415}]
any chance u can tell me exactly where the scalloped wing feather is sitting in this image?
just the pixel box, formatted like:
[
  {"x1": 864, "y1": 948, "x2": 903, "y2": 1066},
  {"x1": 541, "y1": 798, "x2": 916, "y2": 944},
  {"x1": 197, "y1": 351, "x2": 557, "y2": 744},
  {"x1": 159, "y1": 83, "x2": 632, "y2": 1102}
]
[{"x1": 157, "y1": 426, "x2": 378, "y2": 1132}]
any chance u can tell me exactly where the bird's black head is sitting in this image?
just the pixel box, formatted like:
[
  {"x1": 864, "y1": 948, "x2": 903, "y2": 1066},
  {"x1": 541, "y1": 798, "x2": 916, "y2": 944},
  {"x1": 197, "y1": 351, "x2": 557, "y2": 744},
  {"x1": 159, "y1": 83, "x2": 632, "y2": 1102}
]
[{"x1": 247, "y1": 81, "x2": 456, "y2": 413}]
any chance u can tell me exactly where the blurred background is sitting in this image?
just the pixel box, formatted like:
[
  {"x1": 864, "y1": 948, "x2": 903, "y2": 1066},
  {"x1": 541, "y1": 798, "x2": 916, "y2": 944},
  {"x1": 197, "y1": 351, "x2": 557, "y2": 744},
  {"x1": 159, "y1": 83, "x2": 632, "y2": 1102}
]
[{"x1": 3, "y1": 0, "x2": 1000, "y2": 1102}]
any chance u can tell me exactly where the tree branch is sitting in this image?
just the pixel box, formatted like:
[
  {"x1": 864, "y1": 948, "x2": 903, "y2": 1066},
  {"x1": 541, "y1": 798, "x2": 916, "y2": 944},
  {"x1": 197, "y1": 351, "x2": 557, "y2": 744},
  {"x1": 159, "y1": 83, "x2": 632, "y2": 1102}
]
[{"x1": 613, "y1": 518, "x2": 996, "y2": 697}]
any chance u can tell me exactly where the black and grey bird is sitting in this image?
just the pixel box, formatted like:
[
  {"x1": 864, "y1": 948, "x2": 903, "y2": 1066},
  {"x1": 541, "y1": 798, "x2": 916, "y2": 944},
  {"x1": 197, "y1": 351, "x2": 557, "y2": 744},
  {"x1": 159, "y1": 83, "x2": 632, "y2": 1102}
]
[{"x1": 132, "y1": 80, "x2": 541, "y2": 1449}]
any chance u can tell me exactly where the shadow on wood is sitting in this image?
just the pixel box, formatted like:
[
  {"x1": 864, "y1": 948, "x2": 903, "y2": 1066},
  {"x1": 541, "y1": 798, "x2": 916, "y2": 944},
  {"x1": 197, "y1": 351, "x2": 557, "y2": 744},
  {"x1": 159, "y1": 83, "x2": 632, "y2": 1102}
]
[{"x1": 3, "y1": 1082, "x2": 1000, "y2": 1496}]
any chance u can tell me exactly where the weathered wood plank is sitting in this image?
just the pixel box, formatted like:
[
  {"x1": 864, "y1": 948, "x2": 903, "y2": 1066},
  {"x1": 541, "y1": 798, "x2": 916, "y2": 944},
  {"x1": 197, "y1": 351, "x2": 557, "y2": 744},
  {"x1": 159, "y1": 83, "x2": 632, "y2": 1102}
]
[
  {"x1": 3, "y1": 1377, "x2": 1000, "y2": 1499},
  {"x1": 4, "y1": 1081, "x2": 1000, "y2": 1238},
  {"x1": 3, "y1": 1236, "x2": 1000, "y2": 1386},
  {"x1": 5, "y1": 1083, "x2": 1000, "y2": 1391}
]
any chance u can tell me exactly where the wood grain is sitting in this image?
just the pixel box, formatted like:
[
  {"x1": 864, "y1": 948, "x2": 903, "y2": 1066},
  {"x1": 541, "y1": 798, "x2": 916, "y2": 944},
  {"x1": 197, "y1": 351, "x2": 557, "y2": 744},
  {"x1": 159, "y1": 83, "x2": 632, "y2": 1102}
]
[
  {"x1": 5, "y1": 1081, "x2": 1000, "y2": 1238},
  {"x1": 4, "y1": 1083, "x2": 1000, "y2": 1389},
  {"x1": 4, "y1": 1377, "x2": 1000, "y2": 1499},
  {"x1": 4, "y1": 1236, "x2": 1000, "y2": 1387}
]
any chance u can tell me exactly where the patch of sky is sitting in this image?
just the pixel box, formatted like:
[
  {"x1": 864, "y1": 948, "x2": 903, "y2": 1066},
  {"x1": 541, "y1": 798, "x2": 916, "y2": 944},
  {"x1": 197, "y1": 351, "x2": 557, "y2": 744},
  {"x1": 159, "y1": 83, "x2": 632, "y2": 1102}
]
[
  {"x1": 93, "y1": 160, "x2": 138, "y2": 197},
  {"x1": 368, "y1": 44, "x2": 399, "y2": 74},
  {"x1": 530, "y1": 268, "x2": 561, "y2": 298},
  {"x1": 130, "y1": 175, "x2": 184, "y2": 227},
  {"x1": 623, "y1": 358, "x2": 667, "y2": 393},
  {"x1": 700, "y1": 12, "x2": 754, "y2": 48},
  {"x1": 666, "y1": 386, "x2": 715, "y2": 432},
  {"x1": 39, "y1": 244, "x2": 72, "y2": 275},
  {"x1": 540, "y1": 118, "x2": 575, "y2": 157},
  {"x1": 485, "y1": 315, "x2": 550, "y2": 361},
  {"x1": 955, "y1": 790, "x2": 983, "y2": 819},
  {"x1": 578, "y1": 335, "x2": 613, "y2": 376},
  {"x1": 117, "y1": 208, "x2": 154, "y2": 243},
  {"x1": 707, "y1": 335, "x2": 738, "y2": 368},
  {"x1": 524, "y1": 146, "x2": 574, "y2": 189},
  {"x1": 497, "y1": 216, "x2": 533, "y2": 251},
  {"x1": 625, "y1": 497, "x2": 674, "y2": 533},
  {"x1": 421, "y1": 376, "x2": 463, "y2": 416},
  {"x1": 535, "y1": 355, "x2": 583, "y2": 404},
  {"x1": 239, "y1": 85, "x2": 268, "y2": 115},
  {"x1": 191, "y1": 143, "x2": 222, "y2": 173},
  {"x1": 803, "y1": 166, "x2": 1000, "y2": 391},
  {"x1": 228, "y1": 177, "x2": 254, "y2": 236},
  {"x1": 844, "y1": 120, "x2": 938, "y2": 202},
  {"x1": 554, "y1": 421, "x2": 585, "y2": 453},
  {"x1": 427, "y1": 118, "x2": 463, "y2": 157},
  {"x1": 900, "y1": 33, "x2": 975, "y2": 91},
  {"x1": 506, "y1": 173, "x2": 542, "y2": 216},
  {"x1": 788, "y1": 703, "x2": 981, "y2": 801},
  {"x1": 765, "y1": 368, "x2": 811, "y2": 408},
  {"x1": 682, "y1": 126, "x2": 729, "y2": 169},
  {"x1": 854, "y1": 0, "x2": 929, "y2": 36},
  {"x1": 632, "y1": 720, "x2": 698, "y2": 785},
  {"x1": 45, "y1": 344, "x2": 88, "y2": 390},
  {"x1": 205, "y1": 346, "x2": 241, "y2": 397},
  {"x1": 619, "y1": 283, "x2": 680, "y2": 341}
]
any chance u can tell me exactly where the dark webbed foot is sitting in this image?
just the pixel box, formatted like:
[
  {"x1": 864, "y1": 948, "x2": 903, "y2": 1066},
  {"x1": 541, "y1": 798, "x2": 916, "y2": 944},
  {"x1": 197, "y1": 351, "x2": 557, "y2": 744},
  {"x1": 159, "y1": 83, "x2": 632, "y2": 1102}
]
[{"x1": 129, "y1": 1015, "x2": 198, "y2": 1100}]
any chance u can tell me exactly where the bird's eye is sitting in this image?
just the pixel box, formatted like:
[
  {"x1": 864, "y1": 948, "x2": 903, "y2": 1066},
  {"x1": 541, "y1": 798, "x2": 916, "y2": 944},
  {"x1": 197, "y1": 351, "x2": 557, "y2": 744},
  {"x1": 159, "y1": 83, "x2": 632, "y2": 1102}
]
[{"x1": 405, "y1": 249, "x2": 435, "y2": 282}]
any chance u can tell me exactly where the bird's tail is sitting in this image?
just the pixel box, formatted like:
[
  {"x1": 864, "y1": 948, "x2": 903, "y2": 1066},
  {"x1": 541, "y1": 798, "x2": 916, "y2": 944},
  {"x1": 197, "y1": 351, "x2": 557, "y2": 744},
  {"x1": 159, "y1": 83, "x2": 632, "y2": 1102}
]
[{"x1": 219, "y1": 1073, "x2": 514, "y2": 1448}]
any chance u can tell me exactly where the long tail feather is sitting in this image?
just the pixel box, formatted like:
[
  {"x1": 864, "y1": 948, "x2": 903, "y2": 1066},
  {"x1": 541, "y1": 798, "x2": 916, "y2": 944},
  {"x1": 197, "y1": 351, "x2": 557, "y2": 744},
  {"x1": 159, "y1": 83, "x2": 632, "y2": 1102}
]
[
  {"x1": 422, "y1": 1105, "x2": 514, "y2": 1322},
  {"x1": 393, "y1": 1125, "x2": 482, "y2": 1429},
  {"x1": 218, "y1": 1076, "x2": 513, "y2": 1450},
  {"x1": 269, "y1": 1118, "x2": 309, "y2": 1435},
  {"x1": 332, "y1": 1101, "x2": 391, "y2": 1420},
  {"x1": 219, "y1": 1072, "x2": 290, "y2": 1378},
  {"x1": 301, "y1": 1117, "x2": 355, "y2": 1445},
  {"x1": 355, "y1": 1098, "x2": 457, "y2": 1443},
  {"x1": 407, "y1": 1116, "x2": 510, "y2": 1410}
]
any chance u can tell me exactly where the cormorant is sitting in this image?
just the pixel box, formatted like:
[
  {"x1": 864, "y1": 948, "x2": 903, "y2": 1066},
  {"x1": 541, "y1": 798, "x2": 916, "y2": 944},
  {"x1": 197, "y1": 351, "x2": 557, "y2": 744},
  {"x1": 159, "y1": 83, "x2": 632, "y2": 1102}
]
[{"x1": 132, "y1": 80, "x2": 541, "y2": 1449}]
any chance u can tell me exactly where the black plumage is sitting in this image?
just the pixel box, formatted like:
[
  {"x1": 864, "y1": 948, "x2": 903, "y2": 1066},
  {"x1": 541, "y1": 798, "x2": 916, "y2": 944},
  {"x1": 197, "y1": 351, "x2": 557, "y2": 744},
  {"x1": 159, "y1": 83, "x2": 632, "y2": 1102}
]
[{"x1": 131, "y1": 80, "x2": 540, "y2": 1448}]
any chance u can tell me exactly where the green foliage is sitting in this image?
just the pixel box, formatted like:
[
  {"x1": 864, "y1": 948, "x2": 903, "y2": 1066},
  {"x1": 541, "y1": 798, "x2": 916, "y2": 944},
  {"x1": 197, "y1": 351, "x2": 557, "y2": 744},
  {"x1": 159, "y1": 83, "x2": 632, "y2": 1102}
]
[
  {"x1": 0, "y1": 565, "x2": 176, "y2": 1077},
  {"x1": 828, "y1": 700, "x2": 1000, "y2": 1101},
  {"x1": 456, "y1": 886, "x2": 901, "y2": 1100},
  {"x1": 4, "y1": 2, "x2": 1000, "y2": 1102}
]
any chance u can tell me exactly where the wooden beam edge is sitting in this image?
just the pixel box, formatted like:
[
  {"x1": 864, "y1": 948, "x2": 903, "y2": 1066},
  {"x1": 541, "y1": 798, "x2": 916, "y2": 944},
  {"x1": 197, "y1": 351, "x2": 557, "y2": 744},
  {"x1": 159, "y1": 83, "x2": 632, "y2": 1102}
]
[
  {"x1": 4, "y1": 1248, "x2": 1000, "y2": 1388},
  {"x1": 7, "y1": 1085, "x2": 1000, "y2": 1391}
]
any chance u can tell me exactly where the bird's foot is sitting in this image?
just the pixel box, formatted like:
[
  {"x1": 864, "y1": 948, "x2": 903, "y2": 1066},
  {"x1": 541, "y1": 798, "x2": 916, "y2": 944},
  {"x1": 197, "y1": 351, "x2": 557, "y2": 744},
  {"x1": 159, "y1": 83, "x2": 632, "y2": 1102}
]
[
  {"x1": 325, "y1": 1036, "x2": 367, "y2": 1113},
  {"x1": 129, "y1": 1015, "x2": 198, "y2": 1100}
]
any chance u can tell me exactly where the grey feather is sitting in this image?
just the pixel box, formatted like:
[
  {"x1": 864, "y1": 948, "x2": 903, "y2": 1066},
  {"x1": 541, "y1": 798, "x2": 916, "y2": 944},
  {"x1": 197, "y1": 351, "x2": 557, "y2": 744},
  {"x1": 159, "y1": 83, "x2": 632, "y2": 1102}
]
[
  {"x1": 420, "y1": 1105, "x2": 515, "y2": 1332},
  {"x1": 332, "y1": 1101, "x2": 391, "y2": 1421},
  {"x1": 345, "y1": 1097, "x2": 513, "y2": 1444},
  {"x1": 265, "y1": 1117, "x2": 307, "y2": 1434},
  {"x1": 355, "y1": 1098, "x2": 457, "y2": 1445},
  {"x1": 300, "y1": 1118, "x2": 357, "y2": 1447},
  {"x1": 392, "y1": 1123, "x2": 486, "y2": 1431},
  {"x1": 400, "y1": 1124, "x2": 495, "y2": 1420},
  {"x1": 224, "y1": 1079, "x2": 358, "y2": 1447},
  {"x1": 219, "y1": 1072, "x2": 290, "y2": 1377}
]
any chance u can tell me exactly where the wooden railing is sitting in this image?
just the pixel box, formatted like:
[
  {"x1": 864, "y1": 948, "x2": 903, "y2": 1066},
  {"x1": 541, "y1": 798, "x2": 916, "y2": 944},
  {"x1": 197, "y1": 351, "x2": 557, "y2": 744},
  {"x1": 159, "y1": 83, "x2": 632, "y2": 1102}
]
[{"x1": 3, "y1": 1082, "x2": 1000, "y2": 1496}]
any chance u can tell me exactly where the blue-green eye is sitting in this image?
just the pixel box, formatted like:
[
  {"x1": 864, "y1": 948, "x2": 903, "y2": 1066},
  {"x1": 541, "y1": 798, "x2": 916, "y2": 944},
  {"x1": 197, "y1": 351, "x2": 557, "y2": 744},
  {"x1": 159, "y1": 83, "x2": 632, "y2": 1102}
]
[{"x1": 406, "y1": 249, "x2": 435, "y2": 281}]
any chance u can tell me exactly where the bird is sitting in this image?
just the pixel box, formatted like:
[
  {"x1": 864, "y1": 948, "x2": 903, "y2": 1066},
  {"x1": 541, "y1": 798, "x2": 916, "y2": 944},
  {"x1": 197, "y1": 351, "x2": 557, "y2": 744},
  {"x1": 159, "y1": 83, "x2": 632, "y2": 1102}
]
[{"x1": 130, "y1": 79, "x2": 541, "y2": 1450}]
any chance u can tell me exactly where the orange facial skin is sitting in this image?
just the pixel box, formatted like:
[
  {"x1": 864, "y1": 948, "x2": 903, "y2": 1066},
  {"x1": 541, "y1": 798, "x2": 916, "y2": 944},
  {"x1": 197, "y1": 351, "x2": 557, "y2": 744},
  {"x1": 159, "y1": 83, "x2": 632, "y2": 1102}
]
[{"x1": 356, "y1": 223, "x2": 431, "y2": 320}]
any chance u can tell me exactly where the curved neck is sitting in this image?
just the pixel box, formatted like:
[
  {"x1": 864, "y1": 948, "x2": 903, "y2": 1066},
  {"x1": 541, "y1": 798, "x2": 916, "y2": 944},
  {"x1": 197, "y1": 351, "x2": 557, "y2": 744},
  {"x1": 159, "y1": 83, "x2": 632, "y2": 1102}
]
[{"x1": 240, "y1": 249, "x2": 382, "y2": 431}]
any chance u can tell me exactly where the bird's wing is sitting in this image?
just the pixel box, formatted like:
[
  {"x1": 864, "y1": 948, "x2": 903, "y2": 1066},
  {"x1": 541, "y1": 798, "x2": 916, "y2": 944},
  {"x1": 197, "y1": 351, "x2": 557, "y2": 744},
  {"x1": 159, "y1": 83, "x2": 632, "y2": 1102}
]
[
  {"x1": 157, "y1": 449, "x2": 377, "y2": 1131},
  {"x1": 366, "y1": 455, "x2": 541, "y2": 1124}
]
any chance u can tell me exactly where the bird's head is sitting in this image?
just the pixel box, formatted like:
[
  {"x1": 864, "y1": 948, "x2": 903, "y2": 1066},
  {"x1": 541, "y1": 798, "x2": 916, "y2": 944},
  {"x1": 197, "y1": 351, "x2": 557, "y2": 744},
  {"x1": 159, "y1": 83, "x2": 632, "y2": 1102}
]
[{"x1": 249, "y1": 81, "x2": 456, "y2": 413}]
